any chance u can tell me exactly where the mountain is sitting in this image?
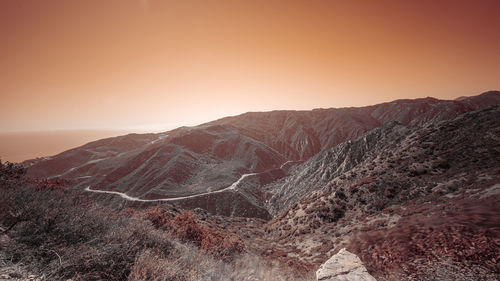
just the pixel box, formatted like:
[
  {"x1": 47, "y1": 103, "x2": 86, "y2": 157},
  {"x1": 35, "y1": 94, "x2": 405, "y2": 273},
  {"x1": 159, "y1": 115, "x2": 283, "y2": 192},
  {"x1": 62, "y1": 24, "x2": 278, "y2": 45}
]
[
  {"x1": 25, "y1": 126, "x2": 286, "y2": 219},
  {"x1": 261, "y1": 105, "x2": 500, "y2": 280},
  {"x1": 23, "y1": 91, "x2": 500, "y2": 219},
  {"x1": 263, "y1": 121, "x2": 416, "y2": 216},
  {"x1": 12, "y1": 91, "x2": 500, "y2": 280}
]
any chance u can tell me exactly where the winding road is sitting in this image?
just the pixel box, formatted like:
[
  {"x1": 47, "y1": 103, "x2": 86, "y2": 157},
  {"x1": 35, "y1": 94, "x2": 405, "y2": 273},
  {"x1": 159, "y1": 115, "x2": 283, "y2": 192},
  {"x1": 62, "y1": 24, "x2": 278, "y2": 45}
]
[{"x1": 84, "y1": 172, "x2": 258, "y2": 202}]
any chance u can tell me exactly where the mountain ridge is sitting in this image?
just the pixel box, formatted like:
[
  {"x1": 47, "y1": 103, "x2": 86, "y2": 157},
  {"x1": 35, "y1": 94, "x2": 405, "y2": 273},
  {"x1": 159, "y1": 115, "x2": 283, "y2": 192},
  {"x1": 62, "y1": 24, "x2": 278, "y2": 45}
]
[
  {"x1": 23, "y1": 91, "x2": 500, "y2": 219},
  {"x1": 259, "y1": 105, "x2": 500, "y2": 279}
]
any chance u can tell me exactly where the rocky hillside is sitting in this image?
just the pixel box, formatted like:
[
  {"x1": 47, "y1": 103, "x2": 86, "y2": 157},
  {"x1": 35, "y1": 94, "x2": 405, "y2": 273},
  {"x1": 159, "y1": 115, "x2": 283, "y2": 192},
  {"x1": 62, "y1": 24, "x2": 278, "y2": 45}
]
[
  {"x1": 264, "y1": 121, "x2": 416, "y2": 216},
  {"x1": 8, "y1": 91, "x2": 500, "y2": 280},
  {"x1": 23, "y1": 91, "x2": 500, "y2": 219},
  {"x1": 262, "y1": 105, "x2": 500, "y2": 280},
  {"x1": 25, "y1": 125, "x2": 286, "y2": 219},
  {"x1": 211, "y1": 91, "x2": 500, "y2": 159}
]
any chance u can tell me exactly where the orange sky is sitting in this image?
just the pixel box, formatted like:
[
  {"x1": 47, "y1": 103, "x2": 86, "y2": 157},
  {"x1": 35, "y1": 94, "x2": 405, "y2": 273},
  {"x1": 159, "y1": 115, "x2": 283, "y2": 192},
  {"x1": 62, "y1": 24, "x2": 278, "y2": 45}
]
[{"x1": 1, "y1": 0, "x2": 499, "y2": 132}]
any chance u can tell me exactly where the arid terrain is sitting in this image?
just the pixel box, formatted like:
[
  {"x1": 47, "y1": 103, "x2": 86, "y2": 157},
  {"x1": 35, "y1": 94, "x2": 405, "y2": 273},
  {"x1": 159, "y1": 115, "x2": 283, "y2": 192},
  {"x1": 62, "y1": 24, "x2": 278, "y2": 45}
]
[{"x1": 1, "y1": 91, "x2": 499, "y2": 280}]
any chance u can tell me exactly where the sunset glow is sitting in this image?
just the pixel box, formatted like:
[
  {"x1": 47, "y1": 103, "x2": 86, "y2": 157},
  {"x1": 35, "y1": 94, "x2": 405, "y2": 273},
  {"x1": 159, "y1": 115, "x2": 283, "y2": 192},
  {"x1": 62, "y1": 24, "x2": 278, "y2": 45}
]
[
  {"x1": 1, "y1": 2, "x2": 499, "y2": 277},
  {"x1": 1, "y1": 0, "x2": 499, "y2": 132}
]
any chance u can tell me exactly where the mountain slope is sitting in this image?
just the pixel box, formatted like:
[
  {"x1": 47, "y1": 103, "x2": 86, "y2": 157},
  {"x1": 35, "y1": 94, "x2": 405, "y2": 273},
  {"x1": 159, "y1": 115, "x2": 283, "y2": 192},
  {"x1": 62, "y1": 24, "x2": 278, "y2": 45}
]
[
  {"x1": 262, "y1": 105, "x2": 500, "y2": 280},
  {"x1": 211, "y1": 91, "x2": 500, "y2": 159},
  {"x1": 255, "y1": 91, "x2": 500, "y2": 215},
  {"x1": 263, "y1": 121, "x2": 416, "y2": 216},
  {"x1": 23, "y1": 91, "x2": 500, "y2": 218}
]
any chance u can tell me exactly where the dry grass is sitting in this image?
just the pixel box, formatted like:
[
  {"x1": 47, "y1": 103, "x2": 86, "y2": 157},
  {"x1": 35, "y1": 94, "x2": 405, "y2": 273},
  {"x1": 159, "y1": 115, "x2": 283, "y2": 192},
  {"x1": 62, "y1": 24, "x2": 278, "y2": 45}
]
[
  {"x1": 129, "y1": 249, "x2": 314, "y2": 281},
  {"x1": 146, "y1": 207, "x2": 245, "y2": 261},
  {"x1": 0, "y1": 161, "x2": 312, "y2": 280}
]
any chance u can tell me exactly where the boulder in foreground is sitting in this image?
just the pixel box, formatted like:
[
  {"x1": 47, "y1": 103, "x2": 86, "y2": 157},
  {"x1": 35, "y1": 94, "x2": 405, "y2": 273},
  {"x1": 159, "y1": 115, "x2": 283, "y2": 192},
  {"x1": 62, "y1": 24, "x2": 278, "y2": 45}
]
[{"x1": 316, "y1": 248, "x2": 376, "y2": 281}]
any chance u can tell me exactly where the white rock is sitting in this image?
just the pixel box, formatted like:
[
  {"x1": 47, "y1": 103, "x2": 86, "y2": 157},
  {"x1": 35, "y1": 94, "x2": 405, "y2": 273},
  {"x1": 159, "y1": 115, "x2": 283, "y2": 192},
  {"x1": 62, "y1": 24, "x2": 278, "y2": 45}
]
[{"x1": 316, "y1": 248, "x2": 376, "y2": 281}]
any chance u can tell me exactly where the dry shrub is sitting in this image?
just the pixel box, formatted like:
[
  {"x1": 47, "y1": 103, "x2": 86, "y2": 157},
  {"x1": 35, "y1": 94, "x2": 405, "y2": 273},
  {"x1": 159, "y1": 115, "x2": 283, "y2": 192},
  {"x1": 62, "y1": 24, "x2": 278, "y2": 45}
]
[
  {"x1": 0, "y1": 160, "x2": 25, "y2": 182},
  {"x1": 128, "y1": 250, "x2": 314, "y2": 281},
  {"x1": 228, "y1": 254, "x2": 315, "y2": 281},
  {"x1": 0, "y1": 178, "x2": 174, "y2": 280},
  {"x1": 62, "y1": 216, "x2": 173, "y2": 281},
  {"x1": 201, "y1": 231, "x2": 245, "y2": 261},
  {"x1": 347, "y1": 198, "x2": 500, "y2": 281},
  {"x1": 171, "y1": 211, "x2": 206, "y2": 245},
  {"x1": 145, "y1": 209, "x2": 245, "y2": 261},
  {"x1": 145, "y1": 206, "x2": 172, "y2": 229},
  {"x1": 1, "y1": 163, "x2": 311, "y2": 280},
  {"x1": 128, "y1": 246, "x2": 226, "y2": 281}
]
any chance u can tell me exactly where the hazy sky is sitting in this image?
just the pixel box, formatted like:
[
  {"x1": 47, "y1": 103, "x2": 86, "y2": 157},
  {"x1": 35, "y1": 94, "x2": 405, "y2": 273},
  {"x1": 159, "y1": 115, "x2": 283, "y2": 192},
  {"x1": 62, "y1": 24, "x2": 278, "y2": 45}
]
[{"x1": 1, "y1": 0, "x2": 500, "y2": 132}]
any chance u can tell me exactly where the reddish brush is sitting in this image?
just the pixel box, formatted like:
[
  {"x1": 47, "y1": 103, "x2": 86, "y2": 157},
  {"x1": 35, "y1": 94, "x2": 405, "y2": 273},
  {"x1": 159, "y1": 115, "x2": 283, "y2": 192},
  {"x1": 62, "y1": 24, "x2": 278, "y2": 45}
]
[{"x1": 145, "y1": 209, "x2": 245, "y2": 261}]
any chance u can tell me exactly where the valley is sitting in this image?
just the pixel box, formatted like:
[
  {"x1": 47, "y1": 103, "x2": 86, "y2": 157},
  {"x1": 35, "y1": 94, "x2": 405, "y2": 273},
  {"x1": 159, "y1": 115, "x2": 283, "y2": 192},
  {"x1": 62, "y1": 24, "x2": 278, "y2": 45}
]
[{"x1": 2, "y1": 91, "x2": 499, "y2": 280}]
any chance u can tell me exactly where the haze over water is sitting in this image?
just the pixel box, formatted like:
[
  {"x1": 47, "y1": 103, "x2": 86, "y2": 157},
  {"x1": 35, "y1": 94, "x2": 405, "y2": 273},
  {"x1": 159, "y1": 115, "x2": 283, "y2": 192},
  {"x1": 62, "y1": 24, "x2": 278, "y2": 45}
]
[
  {"x1": 0, "y1": 130, "x2": 128, "y2": 162},
  {"x1": 1, "y1": 0, "x2": 499, "y2": 161}
]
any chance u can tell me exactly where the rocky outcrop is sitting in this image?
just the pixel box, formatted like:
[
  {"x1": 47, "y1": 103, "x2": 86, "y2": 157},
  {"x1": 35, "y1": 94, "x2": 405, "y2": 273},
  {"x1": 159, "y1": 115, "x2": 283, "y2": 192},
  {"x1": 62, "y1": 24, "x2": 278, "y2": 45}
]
[
  {"x1": 316, "y1": 248, "x2": 376, "y2": 281},
  {"x1": 264, "y1": 105, "x2": 500, "y2": 280}
]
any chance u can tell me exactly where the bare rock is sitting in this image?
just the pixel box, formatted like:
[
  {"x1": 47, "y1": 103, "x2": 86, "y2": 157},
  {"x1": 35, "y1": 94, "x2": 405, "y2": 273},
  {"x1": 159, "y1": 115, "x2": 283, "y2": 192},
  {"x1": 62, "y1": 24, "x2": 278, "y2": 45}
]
[{"x1": 316, "y1": 248, "x2": 376, "y2": 281}]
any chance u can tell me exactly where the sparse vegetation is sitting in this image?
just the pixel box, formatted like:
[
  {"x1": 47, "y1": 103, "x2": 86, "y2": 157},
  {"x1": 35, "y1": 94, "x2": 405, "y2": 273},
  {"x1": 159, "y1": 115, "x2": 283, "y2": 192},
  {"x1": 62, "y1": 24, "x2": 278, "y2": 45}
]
[
  {"x1": 1, "y1": 99, "x2": 499, "y2": 280},
  {"x1": 146, "y1": 207, "x2": 245, "y2": 261},
  {"x1": 261, "y1": 106, "x2": 500, "y2": 280},
  {"x1": 0, "y1": 161, "x2": 312, "y2": 280}
]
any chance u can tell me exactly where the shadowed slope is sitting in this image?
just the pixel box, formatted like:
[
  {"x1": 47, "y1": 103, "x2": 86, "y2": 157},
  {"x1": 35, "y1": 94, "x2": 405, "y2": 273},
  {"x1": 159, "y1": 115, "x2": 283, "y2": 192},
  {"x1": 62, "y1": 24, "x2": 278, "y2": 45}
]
[
  {"x1": 23, "y1": 91, "x2": 500, "y2": 219},
  {"x1": 263, "y1": 106, "x2": 500, "y2": 280}
]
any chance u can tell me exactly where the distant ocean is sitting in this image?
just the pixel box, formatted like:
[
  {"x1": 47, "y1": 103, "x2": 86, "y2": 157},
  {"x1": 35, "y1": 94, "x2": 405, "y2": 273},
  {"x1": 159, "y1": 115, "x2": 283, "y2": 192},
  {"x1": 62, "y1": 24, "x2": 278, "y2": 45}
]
[{"x1": 0, "y1": 130, "x2": 129, "y2": 163}]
